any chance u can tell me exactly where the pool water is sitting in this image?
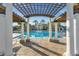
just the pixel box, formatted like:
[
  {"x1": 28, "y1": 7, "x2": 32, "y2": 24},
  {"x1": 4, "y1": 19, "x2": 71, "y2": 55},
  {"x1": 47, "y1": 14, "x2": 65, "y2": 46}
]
[{"x1": 18, "y1": 31, "x2": 65, "y2": 39}]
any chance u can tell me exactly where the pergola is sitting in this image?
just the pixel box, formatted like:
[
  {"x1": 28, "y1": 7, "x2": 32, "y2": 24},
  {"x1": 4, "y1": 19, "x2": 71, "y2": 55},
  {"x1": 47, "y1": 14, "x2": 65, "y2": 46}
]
[
  {"x1": 13, "y1": 3, "x2": 66, "y2": 18},
  {"x1": 13, "y1": 3, "x2": 66, "y2": 43},
  {"x1": 0, "y1": 3, "x2": 79, "y2": 56}
]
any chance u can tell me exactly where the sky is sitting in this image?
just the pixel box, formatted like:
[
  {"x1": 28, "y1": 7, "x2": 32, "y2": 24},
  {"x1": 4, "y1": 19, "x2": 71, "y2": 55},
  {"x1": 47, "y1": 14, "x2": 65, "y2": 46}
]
[{"x1": 13, "y1": 4, "x2": 67, "y2": 26}]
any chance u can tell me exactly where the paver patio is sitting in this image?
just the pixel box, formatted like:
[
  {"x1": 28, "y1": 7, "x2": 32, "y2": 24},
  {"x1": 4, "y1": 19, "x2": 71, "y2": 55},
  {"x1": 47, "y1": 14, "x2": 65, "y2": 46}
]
[{"x1": 13, "y1": 38, "x2": 66, "y2": 56}]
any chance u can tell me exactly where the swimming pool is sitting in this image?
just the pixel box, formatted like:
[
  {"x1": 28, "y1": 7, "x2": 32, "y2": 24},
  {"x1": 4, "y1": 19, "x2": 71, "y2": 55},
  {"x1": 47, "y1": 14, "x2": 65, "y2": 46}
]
[{"x1": 18, "y1": 31, "x2": 65, "y2": 39}]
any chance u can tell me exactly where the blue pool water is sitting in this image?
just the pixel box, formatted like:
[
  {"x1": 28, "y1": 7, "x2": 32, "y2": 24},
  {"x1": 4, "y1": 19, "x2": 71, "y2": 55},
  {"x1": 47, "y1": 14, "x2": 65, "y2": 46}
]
[{"x1": 18, "y1": 31, "x2": 65, "y2": 38}]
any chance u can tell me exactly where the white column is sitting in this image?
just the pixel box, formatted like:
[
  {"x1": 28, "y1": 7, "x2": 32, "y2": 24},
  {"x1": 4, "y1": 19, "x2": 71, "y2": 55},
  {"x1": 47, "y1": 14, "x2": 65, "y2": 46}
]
[
  {"x1": 21, "y1": 22, "x2": 24, "y2": 40},
  {"x1": 4, "y1": 4, "x2": 13, "y2": 56},
  {"x1": 27, "y1": 18, "x2": 30, "y2": 39},
  {"x1": 54, "y1": 22, "x2": 58, "y2": 39},
  {"x1": 65, "y1": 3, "x2": 75, "y2": 56},
  {"x1": 74, "y1": 14, "x2": 79, "y2": 55},
  {"x1": 49, "y1": 18, "x2": 52, "y2": 40},
  {"x1": 0, "y1": 14, "x2": 6, "y2": 55}
]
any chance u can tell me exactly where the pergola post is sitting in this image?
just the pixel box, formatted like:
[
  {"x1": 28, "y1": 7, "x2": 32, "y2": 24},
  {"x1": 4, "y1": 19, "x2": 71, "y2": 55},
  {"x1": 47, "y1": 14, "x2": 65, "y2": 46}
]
[
  {"x1": 0, "y1": 14, "x2": 6, "y2": 56},
  {"x1": 21, "y1": 22, "x2": 24, "y2": 40},
  {"x1": 64, "y1": 3, "x2": 75, "y2": 56},
  {"x1": 4, "y1": 4, "x2": 13, "y2": 56},
  {"x1": 74, "y1": 14, "x2": 79, "y2": 55},
  {"x1": 52, "y1": 22, "x2": 59, "y2": 43},
  {"x1": 49, "y1": 17, "x2": 59, "y2": 42},
  {"x1": 27, "y1": 18, "x2": 30, "y2": 40},
  {"x1": 49, "y1": 18, "x2": 52, "y2": 41},
  {"x1": 26, "y1": 18, "x2": 31, "y2": 46},
  {"x1": 54, "y1": 22, "x2": 58, "y2": 40}
]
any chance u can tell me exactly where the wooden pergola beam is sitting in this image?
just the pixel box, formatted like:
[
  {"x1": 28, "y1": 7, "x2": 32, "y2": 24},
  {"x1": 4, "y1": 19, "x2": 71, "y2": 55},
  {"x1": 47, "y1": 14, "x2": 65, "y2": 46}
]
[
  {"x1": 54, "y1": 12, "x2": 66, "y2": 22},
  {"x1": 26, "y1": 3, "x2": 33, "y2": 14},
  {"x1": 54, "y1": 3, "x2": 66, "y2": 16},
  {"x1": 44, "y1": 3, "x2": 50, "y2": 14},
  {"x1": 13, "y1": 12, "x2": 25, "y2": 22},
  {"x1": 13, "y1": 4, "x2": 26, "y2": 16},
  {"x1": 50, "y1": 3, "x2": 62, "y2": 15},
  {"x1": 21, "y1": 3, "x2": 31, "y2": 15},
  {"x1": 0, "y1": 5, "x2": 25, "y2": 22},
  {"x1": 74, "y1": 3, "x2": 79, "y2": 14},
  {"x1": 16, "y1": 4, "x2": 27, "y2": 16},
  {"x1": 24, "y1": 14, "x2": 53, "y2": 18},
  {"x1": 20, "y1": 3, "x2": 28, "y2": 15},
  {"x1": 0, "y1": 5, "x2": 5, "y2": 14},
  {"x1": 29, "y1": 3, "x2": 34, "y2": 14},
  {"x1": 48, "y1": 3, "x2": 58, "y2": 15}
]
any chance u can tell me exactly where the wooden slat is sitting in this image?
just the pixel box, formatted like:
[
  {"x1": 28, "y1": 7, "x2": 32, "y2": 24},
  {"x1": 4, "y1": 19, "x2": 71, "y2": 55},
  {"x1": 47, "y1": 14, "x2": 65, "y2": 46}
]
[
  {"x1": 54, "y1": 4, "x2": 66, "y2": 16},
  {"x1": 13, "y1": 4, "x2": 25, "y2": 16},
  {"x1": 45, "y1": 3, "x2": 53, "y2": 14},
  {"x1": 29, "y1": 3, "x2": 34, "y2": 14},
  {"x1": 16, "y1": 4, "x2": 27, "y2": 16},
  {"x1": 48, "y1": 3, "x2": 58, "y2": 15},
  {"x1": 26, "y1": 3, "x2": 33, "y2": 14},
  {"x1": 21, "y1": 3, "x2": 29, "y2": 15},
  {"x1": 44, "y1": 3, "x2": 50, "y2": 14},
  {"x1": 50, "y1": 3, "x2": 62, "y2": 15}
]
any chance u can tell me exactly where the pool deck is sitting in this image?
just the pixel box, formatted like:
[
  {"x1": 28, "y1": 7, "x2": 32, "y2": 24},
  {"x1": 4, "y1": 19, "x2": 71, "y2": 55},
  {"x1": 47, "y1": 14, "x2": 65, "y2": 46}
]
[{"x1": 13, "y1": 38, "x2": 66, "y2": 56}]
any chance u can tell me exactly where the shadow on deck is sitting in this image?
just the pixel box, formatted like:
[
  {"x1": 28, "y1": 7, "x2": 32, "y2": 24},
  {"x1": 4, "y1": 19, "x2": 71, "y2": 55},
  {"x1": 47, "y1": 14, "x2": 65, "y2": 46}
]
[
  {"x1": 51, "y1": 41, "x2": 66, "y2": 45},
  {"x1": 29, "y1": 46, "x2": 49, "y2": 56},
  {"x1": 21, "y1": 41, "x2": 62, "y2": 56},
  {"x1": 31, "y1": 41, "x2": 62, "y2": 56},
  {"x1": 13, "y1": 46, "x2": 21, "y2": 56}
]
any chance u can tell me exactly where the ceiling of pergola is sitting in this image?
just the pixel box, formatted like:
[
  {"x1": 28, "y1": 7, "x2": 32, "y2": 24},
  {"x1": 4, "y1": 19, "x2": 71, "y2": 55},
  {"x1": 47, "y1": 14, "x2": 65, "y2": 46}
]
[
  {"x1": 13, "y1": 3, "x2": 66, "y2": 18},
  {"x1": 13, "y1": 12, "x2": 25, "y2": 22},
  {"x1": 0, "y1": 5, "x2": 25, "y2": 22},
  {"x1": 0, "y1": 5, "x2": 5, "y2": 14},
  {"x1": 54, "y1": 12, "x2": 66, "y2": 22},
  {"x1": 74, "y1": 3, "x2": 79, "y2": 14},
  {"x1": 1, "y1": 3, "x2": 79, "y2": 22}
]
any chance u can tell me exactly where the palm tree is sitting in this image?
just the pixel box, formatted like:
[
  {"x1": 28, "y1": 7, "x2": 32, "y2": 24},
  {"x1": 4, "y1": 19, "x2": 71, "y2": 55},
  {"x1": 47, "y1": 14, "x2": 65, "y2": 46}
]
[
  {"x1": 33, "y1": 20, "x2": 38, "y2": 30},
  {"x1": 41, "y1": 19, "x2": 45, "y2": 30},
  {"x1": 18, "y1": 22, "x2": 26, "y2": 30}
]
